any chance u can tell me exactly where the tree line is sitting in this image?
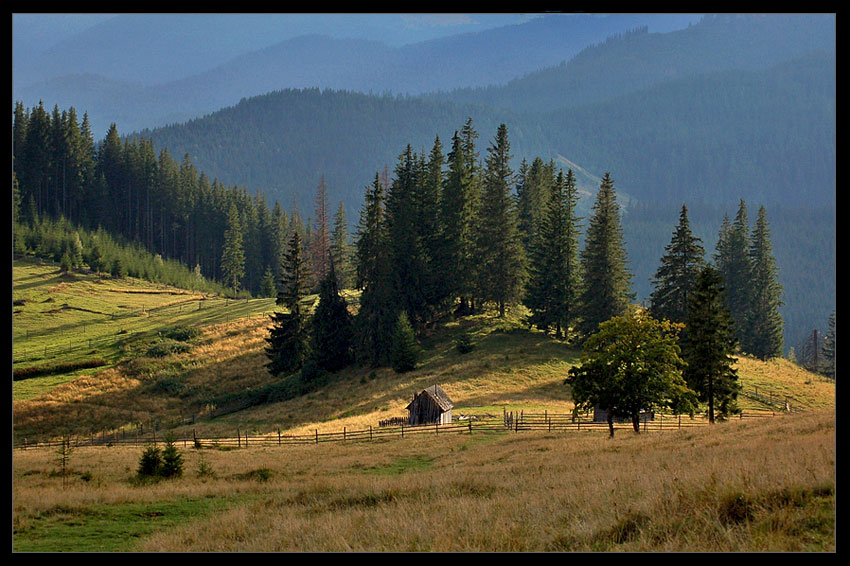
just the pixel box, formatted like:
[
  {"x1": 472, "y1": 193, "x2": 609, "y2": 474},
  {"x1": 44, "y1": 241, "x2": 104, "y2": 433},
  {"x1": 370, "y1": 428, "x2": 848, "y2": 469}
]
[
  {"x1": 263, "y1": 119, "x2": 792, "y2": 400},
  {"x1": 14, "y1": 104, "x2": 808, "y2": 392},
  {"x1": 12, "y1": 100, "x2": 354, "y2": 297}
]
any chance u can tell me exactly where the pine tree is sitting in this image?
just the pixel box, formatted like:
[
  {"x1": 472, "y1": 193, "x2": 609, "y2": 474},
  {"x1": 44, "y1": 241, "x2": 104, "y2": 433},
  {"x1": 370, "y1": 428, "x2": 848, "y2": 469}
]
[
  {"x1": 516, "y1": 156, "x2": 556, "y2": 254},
  {"x1": 309, "y1": 176, "x2": 332, "y2": 287},
  {"x1": 260, "y1": 265, "x2": 277, "y2": 298},
  {"x1": 744, "y1": 206, "x2": 784, "y2": 359},
  {"x1": 390, "y1": 311, "x2": 418, "y2": 373},
  {"x1": 354, "y1": 173, "x2": 397, "y2": 367},
  {"x1": 417, "y1": 136, "x2": 447, "y2": 310},
  {"x1": 311, "y1": 260, "x2": 353, "y2": 373},
  {"x1": 385, "y1": 145, "x2": 430, "y2": 325},
  {"x1": 439, "y1": 124, "x2": 480, "y2": 314},
  {"x1": 682, "y1": 265, "x2": 741, "y2": 423},
  {"x1": 524, "y1": 169, "x2": 581, "y2": 337},
  {"x1": 649, "y1": 204, "x2": 706, "y2": 326},
  {"x1": 715, "y1": 199, "x2": 752, "y2": 347},
  {"x1": 265, "y1": 230, "x2": 311, "y2": 376},
  {"x1": 220, "y1": 204, "x2": 245, "y2": 295},
  {"x1": 473, "y1": 124, "x2": 525, "y2": 317},
  {"x1": 355, "y1": 174, "x2": 386, "y2": 290},
  {"x1": 330, "y1": 202, "x2": 355, "y2": 290},
  {"x1": 577, "y1": 173, "x2": 633, "y2": 338}
]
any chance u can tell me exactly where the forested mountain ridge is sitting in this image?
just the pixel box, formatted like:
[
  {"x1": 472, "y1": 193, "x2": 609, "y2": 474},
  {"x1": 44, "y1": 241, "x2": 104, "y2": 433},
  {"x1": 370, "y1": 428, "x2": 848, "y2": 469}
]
[
  {"x1": 435, "y1": 13, "x2": 835, "y2": 114},
  {"x1": 14, "y1": 13, "x2": 701, "y2": 137},
  {"x1": 140, "y1": 49, "x2": 835, "y2": 213}
]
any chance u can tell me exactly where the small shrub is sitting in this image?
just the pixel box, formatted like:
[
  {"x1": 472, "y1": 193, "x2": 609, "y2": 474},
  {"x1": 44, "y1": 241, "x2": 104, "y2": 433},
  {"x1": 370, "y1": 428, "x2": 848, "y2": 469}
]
[
  {"x1": 455, "y1": 333, "x2": 474, "y2": 354},
  {"x1": 146, "y1": 339, "x2": 191, "y2": 358},
  {"x1": 195, "y1": 453, "x2": 216, "y2": 480},
  {"x1": 160, "y1": 325, "x2": 201, "y2": 342},
  {"x1": 235, "y1": 468, "x2": 273, "y2": 482},
  {"x1": 148, "y1": 377, "x2": 187, "y2": 396},
  {"x1": 160, "y1": 436, "x2": 184, "y2": 478},
  {"x1": 136, "y1": 445, "x2": 163, "y2": 479},
  {"x1": 719, "y1": 491, "x2": 755, "y2": 525},
  {"x1": 136, "y1": 436, "x2": 183, "y2": 481}
]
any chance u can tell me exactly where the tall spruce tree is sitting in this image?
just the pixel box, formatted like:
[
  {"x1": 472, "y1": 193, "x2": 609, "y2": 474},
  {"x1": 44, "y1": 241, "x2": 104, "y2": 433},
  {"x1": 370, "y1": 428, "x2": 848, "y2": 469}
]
[
  {"x1": 524, "y1": 169, "x2": 582, "y2": 337},
  {"x1": 220, "y1": 204, "x2": 245, "y2": 295},
  {"x1": 355, "y1": 174, "x2": 386, "y2": 290},
  {"x1": 744, "y1": 206, "x2": 784, "y2": 359},
  {"x1": 682, "y1": 265, "x2": 741, "y2": 423},
  {"x1": 715, "y1": 199, "x2": 753, "y2": 347},
  {"x1": 417, "y1": 136, "x2": 447, "y2": 311},
  {"x1": 649, "y1": 205, "x2": 706, "y2": 326},
  {"x1": 309, "y1": 176, "x2": 332, "y2": 287},
  {"x1": 354, "y1": 173, "x2": 397, "y2": 367},
  {"x1": 311, "y1": 259, "x2": 353, "y2": 372},
  {"x1": 577, "y1": 172, "x2": 633, "y2": 338},
  {"x1": 439, "y1": 124, "x2": 480, "y2": 314},
  {"x1": 385, "y1": 145, "x2": 430, "y2": 326},
  {"x1": 265, "y1": 230, "x2": 311, "y2": 376},
  {"x1": 516, "y1": 156, "x2": 556, "y2": 254},
  {"x1": 330, "y1": 201, "x2": 355, "y2": 290},
  {"x1": 473, "y1": 124, "x2": 525, "y2": 317}
]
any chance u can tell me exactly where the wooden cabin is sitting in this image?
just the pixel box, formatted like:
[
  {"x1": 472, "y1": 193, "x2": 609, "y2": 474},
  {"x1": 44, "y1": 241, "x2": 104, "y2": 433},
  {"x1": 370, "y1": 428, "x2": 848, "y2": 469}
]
[{"x1": 406, "y1": 384, "x2": 454, "y2": 425}]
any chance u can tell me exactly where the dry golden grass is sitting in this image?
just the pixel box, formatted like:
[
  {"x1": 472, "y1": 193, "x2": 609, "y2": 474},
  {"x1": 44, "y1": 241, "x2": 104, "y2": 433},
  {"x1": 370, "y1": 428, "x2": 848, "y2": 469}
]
[{"x1": 13, "y1": 408, "x2": 834, "y2": 552}]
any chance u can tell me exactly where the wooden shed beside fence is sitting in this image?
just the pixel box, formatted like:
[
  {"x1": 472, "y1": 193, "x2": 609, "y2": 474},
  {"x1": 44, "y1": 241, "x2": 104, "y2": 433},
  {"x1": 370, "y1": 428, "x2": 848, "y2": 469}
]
[{"x1": 406, "y1": 384, "x2": 454, "y2": 425}]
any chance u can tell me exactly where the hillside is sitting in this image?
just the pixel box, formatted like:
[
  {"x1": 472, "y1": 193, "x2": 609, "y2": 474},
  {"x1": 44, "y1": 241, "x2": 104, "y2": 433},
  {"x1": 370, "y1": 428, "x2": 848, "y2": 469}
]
[
  {"x1": 12, "y1": 258, "x2": 834, "y2": 442},
  {"x1": 11, "y1": 262, "x2": 836, "y2": 551}
]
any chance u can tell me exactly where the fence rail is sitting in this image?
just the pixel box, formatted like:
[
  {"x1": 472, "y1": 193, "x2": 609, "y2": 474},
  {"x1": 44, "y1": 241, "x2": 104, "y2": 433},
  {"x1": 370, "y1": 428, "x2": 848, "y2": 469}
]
[{"x1": 13, "y1": 409, "x2": 781, "y2": 451}]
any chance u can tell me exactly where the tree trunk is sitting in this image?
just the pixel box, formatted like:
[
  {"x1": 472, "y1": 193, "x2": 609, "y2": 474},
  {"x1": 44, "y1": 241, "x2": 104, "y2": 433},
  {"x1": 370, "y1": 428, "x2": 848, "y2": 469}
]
[
  {"x1": 632, "y1": 414, "x2": 641, "y2": 434},
  {"x1": 607, "y1": 412, "x2": 615, "y2": 438}
]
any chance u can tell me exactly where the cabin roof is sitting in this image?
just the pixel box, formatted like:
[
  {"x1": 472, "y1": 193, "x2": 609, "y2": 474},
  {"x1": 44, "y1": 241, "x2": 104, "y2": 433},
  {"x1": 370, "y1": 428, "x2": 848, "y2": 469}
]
[{"x1": 405, "y1": 384, "x2": 454, "y2": 412}]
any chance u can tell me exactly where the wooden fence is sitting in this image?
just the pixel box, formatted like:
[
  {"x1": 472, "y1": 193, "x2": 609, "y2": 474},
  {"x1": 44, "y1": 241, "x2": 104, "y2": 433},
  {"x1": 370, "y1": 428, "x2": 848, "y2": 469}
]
[
  {"x1": 12, "y1": 409, "x2": 781, "y2": 451},
  {"x1": 502, "y1": 409, "x2": 778, "y2": 434}
]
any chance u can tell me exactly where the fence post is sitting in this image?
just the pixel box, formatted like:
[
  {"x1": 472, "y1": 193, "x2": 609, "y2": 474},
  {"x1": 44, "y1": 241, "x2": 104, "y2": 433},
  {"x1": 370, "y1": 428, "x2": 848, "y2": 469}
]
[
  {"x1": 344, "y1": 427, "x2": 346, "y2": 442},
  {"x1": 678, "y1": 414, "x2": 681, "y2": 431},
  {"x1": 237, "y1": 428, "x2": 241, "y2": 448},
  {"x1": 469, "y1": 420, "x2": 473, "y2": 434},
  {"x1": 315, "y1": 429, "x2": 319, "y2": 444},
  {"x1": 278, "y1": 429, "x2": 281, "y2": 446},
  {"x1": 370, "y1": 425, "x2": 373, "y2": 441}
]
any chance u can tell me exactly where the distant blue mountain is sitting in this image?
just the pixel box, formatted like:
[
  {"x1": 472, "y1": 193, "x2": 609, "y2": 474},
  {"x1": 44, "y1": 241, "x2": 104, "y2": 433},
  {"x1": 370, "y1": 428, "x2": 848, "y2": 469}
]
[{"x1": 14, "y1": 13, "x2": 700, "y2": 136}]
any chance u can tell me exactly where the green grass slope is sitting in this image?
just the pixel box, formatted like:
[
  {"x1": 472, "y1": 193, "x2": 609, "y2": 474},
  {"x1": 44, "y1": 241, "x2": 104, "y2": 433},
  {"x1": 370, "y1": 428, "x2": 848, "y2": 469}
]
[{"x1": 12, "y1": 255, "x2": 834, "y2": 444}]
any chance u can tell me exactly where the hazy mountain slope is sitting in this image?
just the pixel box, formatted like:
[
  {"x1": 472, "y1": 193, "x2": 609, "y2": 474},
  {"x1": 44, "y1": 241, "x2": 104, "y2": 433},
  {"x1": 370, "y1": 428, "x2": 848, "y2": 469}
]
[
  {"x1": 141, "y1": 89, "x2": 545, "y2": 218},
  {"x1": 13, "y1": 14, "x2": 538, "y2": 87},
  {"x1": 539, "y1": 50, "x2": 836, "y2": 207},
  {"x1": 437, "y1": 13, "x2": 836, "y2": 114},
  {"x1": 14, "y1": 13, "x2": 699, "y2": 136}
]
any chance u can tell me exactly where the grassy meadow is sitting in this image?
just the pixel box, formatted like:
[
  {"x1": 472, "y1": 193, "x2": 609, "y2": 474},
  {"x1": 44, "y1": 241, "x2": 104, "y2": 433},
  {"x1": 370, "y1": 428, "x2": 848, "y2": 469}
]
[{"x1": 11, "y1": 257, "x2": 836, "y2": 551}]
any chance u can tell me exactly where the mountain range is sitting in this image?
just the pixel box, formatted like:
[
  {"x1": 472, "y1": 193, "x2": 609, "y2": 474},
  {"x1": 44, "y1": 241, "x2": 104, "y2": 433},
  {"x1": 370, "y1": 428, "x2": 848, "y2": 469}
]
[
  {"x1": 12, "y1": 12, "x2": 836, "y2": 352},
  {"x1": 14, "y1": 13, "x2": 702, "y2": 137}
]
